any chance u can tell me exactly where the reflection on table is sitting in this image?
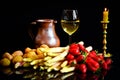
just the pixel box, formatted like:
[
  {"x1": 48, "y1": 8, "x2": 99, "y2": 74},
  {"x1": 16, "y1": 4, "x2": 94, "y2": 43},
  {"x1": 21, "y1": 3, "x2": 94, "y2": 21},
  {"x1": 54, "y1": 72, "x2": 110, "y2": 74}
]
[{"x1": 0, "y1": 66, "x2": 111, "y2": 80}]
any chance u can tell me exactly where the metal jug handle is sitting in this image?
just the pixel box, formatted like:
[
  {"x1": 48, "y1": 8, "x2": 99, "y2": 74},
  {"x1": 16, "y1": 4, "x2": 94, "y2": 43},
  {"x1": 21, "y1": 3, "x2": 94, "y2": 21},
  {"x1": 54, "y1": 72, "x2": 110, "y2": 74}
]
[
  {"x1": 28, "y1": 19, "x2": 57, "y2": 40},
  {"x1": 28, "y1": 21, "x2": 37, "y2": 40}
]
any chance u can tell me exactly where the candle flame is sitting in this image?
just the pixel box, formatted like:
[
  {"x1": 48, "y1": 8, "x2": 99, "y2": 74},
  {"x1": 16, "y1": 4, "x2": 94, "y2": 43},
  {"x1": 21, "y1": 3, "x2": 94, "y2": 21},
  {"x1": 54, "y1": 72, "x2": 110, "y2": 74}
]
[{"x1": 104, "y1": 8, "x2": 107, "y2": 11}]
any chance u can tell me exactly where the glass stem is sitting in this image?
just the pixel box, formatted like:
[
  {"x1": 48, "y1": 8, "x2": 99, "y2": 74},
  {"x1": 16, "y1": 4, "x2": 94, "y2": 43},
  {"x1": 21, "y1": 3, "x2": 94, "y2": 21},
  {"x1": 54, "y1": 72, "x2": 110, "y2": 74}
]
[{"x1": 69, "y1": 35, "x2": 72, "y2": 45}]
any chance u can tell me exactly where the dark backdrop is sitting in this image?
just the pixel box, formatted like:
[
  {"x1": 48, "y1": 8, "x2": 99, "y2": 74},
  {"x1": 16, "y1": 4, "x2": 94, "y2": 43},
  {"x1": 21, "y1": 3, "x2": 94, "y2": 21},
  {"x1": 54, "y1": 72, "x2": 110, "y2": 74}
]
[
  {"x1": 0, "y1": 0, "x2": 119, "y2": 66},
  {"x1": 1, "y1": 0, "x2": 120, "y2": 79}
]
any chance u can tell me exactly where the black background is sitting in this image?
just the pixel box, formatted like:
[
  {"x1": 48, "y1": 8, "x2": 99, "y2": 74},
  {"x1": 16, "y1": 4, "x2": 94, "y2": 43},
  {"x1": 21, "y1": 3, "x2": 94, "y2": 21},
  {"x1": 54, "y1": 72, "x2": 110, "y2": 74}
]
[
  {"x1": 0, "y1": 0, "x2": 115, "y2": 53},
  {"x1": 0, "y1": 0, "x2": 120, "y2": 79}
]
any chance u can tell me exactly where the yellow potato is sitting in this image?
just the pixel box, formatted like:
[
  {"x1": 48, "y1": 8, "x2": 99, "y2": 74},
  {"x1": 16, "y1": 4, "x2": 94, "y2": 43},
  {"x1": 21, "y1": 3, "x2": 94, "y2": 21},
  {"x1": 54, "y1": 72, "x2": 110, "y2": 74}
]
[
  {"x1": 37, "y1": 54, "x2": 44, "y2": 59},
  {"x1": 12, "y1": 55, "x2": 23, "y2": 64},
  {"x1": 36, "y1": 48, "x2": 43, "y2": 55},
  {"x1": 2, "y1": 52, "x2": 13, "y2": 60},
  {"x1": 24, "y1": 47, "x2": 32, "y2": 53},
  {"x1": 40, "y1": 44, "x2": 49, "y2": 48},
  {"x1": 36, "y1": 48, "x2": 45, "y2": 58},
  {"x1": 12, "y1": 50, "x2": 23, "y2": 57},
  {"x1": 0, "y1": 58, "x2": 11, "y2": 67},
  {"x1": 24, "y1": 51, "x2": 38, "y2": 60}
]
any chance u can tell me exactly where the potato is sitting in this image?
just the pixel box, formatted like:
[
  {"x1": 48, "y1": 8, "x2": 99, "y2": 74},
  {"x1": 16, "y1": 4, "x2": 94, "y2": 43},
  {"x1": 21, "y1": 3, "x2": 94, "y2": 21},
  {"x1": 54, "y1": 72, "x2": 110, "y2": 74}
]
[
  {"x1": 12, "y1": 50, "x2": 23, "y2": 57},
  {"x1": 24, "y1": 51, "x2": 38, "y2": 60},
  {"x1": 2, "y1": 52, "x2": 13, "y2": 60},
  {"x1": 12, "y1": 55, "x2": 23, "y2": 64},
  {"x1": 24, "y1": 47, "x2": 32, "y2": 53},
  {"x1": 40, "y1": 44, "x2": 49, "y2": 48},
  {"x1": 0, "y1": 58, "x2": 11, "y2": 67}
]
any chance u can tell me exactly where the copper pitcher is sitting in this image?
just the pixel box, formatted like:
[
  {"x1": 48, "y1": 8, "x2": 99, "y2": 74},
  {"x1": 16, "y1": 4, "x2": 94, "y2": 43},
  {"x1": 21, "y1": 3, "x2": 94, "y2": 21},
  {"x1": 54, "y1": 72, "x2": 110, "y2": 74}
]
[{"x1": 28, "y1": 19, "x2": 60, "y2": 48}]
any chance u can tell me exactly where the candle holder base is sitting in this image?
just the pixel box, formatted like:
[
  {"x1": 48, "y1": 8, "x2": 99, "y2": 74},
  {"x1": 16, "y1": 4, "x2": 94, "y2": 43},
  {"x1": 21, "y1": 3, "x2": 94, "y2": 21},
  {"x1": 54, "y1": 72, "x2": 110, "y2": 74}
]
[{"x1": 104, "y1": 52, "x2": 112, "y2": 57}]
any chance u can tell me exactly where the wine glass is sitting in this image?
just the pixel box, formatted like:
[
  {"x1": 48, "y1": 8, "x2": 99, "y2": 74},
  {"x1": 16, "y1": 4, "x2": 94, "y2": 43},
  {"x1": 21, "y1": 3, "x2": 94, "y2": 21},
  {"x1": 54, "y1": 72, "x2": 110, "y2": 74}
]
[{"x1": 60, "y1": 9, "x2": 80, "y2": 45}]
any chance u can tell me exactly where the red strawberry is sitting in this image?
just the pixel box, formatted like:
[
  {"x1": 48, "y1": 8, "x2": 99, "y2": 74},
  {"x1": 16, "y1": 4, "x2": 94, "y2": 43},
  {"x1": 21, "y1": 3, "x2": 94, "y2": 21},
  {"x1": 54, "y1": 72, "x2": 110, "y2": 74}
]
[
  {"x1": 69, "y1": 43, "x2": 80, "y2": 56},
  {"x1": 78, "y1": 63, "x2": 87, "y2": 73},
  {"x1": 76, "y1": 54, "x2": 84, "y2": 62},
  {"x1": 66, "y1": 53, "x2": 74, "y2": 61},
  {"x1": 69, "y1": 43, "x2": 79, "y2": 49},
  {"x1": 69, "y1": 48, "x2": 80, "y2": 56},
  {"x1": 97, "y1": 54, "x2": 104, "y2": 61},
  {"x1": 68, "y1": 59, "x2": 77, "y2": 66},
  {"x1": 78, "y1": 44, "x2": 85, "y2": 51},
  {"x1": 105, "y1": 58, "x2": 112, "y2": 65},
  {"x1": 85, "y1": 57, "x2": 100, "y2": 72},
  {"x1": 88, "y1": 51, "x2": 99, "y2": 62},
  {"x1": 102, "y1": 61, "x2": 108, "y2": 70}
]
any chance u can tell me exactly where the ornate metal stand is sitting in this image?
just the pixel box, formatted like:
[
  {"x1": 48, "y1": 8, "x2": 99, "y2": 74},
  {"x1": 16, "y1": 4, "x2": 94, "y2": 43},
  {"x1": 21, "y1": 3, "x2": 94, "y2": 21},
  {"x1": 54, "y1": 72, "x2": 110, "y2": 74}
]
[{"x1": 100, "y1": 21, "x2": 111, "y2": 57}]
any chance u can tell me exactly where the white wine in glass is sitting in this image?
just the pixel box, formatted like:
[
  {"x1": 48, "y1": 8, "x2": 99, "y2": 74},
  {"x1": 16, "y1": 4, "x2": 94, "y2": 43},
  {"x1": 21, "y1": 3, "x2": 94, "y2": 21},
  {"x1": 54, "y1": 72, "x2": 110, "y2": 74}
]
[{"x1": 61, "y1": 9, "x2": 80, "y2": 44}]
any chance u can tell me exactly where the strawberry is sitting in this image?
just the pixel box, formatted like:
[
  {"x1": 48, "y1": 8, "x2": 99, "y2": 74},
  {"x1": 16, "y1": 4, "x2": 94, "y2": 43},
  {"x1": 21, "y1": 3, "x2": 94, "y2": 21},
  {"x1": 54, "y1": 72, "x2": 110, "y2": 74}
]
[
  {"x1": 66, "y1": 53, "x2": 74, "y2": 61},
  {"x1": 69, "y1": 43, "x2": 80, "y2": 56},
  {"x1": 78, "y1": 44, "x2": 85, "y2": 51},
  {"x1": 69, "y1": 48, "x2": 80, "y2": 56},
  {"x1": 101, "y1": 61, "x2": 108, "y2": 70},
  {"x1": 85, "y1": 57, "x2": 100, "y2": 72},
  {"x1": 77, "y1": 63, "x2": 87, "y2": 73},
  {"x1": 76, "y1": 54, "x2": 84, "y2": 62},
  {"x1": 68, "y1": 59, "x2": 77, "y2": 66},
  {"x1": 105, "y1": 58, "x2": 112, "y2": 65},
  {"x1": 97, "y1": 54, "x2": 104, "y2": 61},
  {"x1": 88, "y1": 50, "x2": 99, "y2": 62},
  {"x1": 69, "y1": 43, "x2": 79, "y2": 49}
]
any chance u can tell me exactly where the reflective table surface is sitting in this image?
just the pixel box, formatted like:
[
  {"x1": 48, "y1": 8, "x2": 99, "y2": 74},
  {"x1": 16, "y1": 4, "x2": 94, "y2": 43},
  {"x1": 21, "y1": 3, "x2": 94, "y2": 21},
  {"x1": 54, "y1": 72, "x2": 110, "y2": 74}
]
[{"x1": 0, "y1": 62, "x2": 119, "y2": 80}]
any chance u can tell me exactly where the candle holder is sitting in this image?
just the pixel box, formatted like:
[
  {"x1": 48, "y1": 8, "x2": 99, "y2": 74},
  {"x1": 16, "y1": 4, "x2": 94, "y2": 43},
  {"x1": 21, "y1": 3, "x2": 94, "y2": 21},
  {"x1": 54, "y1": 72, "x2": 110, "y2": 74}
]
[{"x1": 100, "y1": 21, "x2": 111, "y2": 57}]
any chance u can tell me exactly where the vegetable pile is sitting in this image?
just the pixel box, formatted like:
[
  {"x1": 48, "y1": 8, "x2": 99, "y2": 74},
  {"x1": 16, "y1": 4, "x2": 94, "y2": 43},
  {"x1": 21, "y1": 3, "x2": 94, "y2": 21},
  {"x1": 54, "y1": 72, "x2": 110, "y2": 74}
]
[
  {"x1": 0, "y1": 41, "x2": 112, "y2": 73},
  {"x1": 66, "y1": 42, "x2": 112, "y2": 73}
]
